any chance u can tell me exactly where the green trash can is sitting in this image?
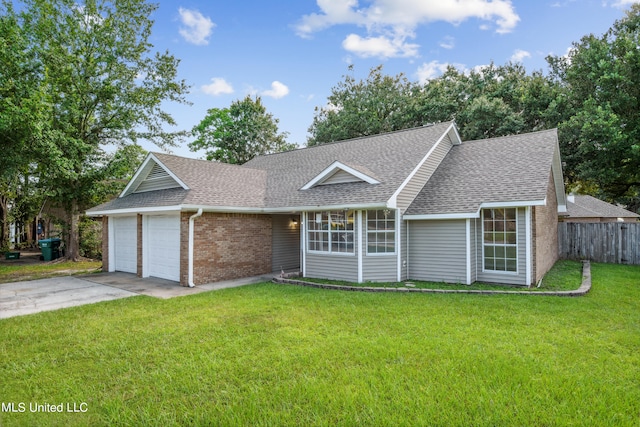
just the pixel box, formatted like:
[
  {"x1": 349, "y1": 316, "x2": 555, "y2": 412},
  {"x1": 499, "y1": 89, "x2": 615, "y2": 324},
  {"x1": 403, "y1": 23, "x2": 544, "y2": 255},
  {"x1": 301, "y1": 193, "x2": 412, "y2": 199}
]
[{"x1": 39, "y1": 238, "x2": 61, "y2": 261}]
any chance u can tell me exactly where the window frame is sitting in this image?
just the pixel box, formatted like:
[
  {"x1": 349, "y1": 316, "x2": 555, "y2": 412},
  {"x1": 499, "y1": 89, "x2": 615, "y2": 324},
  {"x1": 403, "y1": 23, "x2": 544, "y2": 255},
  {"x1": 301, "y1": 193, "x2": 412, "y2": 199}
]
[
  {"x1": 482, "y1": 208, "x2": 518, "y2": 274},
  {"x1": 306, "y1": 210, "x2": 355, "y2": 255},
  {"x1": 366, "y1": 209, "x2": 396, "y2": 255}
]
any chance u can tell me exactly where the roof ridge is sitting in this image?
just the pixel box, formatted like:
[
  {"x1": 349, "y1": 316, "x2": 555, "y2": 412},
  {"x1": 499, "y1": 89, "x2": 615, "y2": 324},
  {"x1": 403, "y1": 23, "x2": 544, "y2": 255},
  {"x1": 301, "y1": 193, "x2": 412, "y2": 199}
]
[
  {"x1": 462, "y1": 128, "x2": 557, "y2": 145},
  {"x1": 246, "y1": 121, "x2": 455, "y2": 162}
]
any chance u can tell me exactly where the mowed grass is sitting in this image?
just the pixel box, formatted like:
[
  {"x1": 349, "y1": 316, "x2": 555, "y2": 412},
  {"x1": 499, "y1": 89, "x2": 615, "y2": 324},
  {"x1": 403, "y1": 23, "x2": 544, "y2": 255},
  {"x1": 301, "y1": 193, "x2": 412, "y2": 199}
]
[
  {"x1": 1, "y1": 263, "x2": 639, "y2": 426},
  {"x1": 0, "y1": 260, "x2": 102, "y2": 283}
]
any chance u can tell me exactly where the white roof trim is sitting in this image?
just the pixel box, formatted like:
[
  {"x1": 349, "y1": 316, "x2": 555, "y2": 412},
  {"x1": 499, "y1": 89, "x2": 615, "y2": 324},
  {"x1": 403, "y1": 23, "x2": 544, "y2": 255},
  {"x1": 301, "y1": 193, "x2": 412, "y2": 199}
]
[
  {"x1": 403, "y1": 199, "x2": 546, "y2": 220},
  {"x1": 388, "y1": 122, "x2": 460, "y2": 208},
  {"x1": 300, "y1": 161, "x2": 380, "y2": 190},
  {"x1": 86, "y1": 205, "x2": 182, "y2": 216},
  {"x1": 120, "y1": 153, "x2": 189, "y2": 197}
]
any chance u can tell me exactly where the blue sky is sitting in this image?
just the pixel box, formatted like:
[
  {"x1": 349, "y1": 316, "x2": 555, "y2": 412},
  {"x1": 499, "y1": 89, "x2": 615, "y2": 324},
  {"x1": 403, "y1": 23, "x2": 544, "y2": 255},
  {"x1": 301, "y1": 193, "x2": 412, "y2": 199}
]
[{"x1": 143, "y1": 0, "x2": 639, "y2": 158}]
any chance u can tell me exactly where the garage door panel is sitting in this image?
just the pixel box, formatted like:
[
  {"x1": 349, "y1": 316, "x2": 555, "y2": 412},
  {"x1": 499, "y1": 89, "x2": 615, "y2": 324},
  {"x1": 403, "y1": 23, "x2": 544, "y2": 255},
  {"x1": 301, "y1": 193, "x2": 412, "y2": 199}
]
[
  {"x1": 113, "y1": 216, "x2": 137, "y2": 274},
  {"x1": 146, "y1": 215, "x2": 180, "y2": 282}
]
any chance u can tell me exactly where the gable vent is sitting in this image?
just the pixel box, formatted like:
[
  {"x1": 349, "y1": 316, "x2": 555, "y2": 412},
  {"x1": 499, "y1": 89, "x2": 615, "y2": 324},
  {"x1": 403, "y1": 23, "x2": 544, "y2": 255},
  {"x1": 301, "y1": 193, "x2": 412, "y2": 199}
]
[
  {"x1": 319, "y1": 169, "x2": 364, "y2": 185},
  {"x1": 134, "y1": 163, "x2": 181, "y2": 193}
]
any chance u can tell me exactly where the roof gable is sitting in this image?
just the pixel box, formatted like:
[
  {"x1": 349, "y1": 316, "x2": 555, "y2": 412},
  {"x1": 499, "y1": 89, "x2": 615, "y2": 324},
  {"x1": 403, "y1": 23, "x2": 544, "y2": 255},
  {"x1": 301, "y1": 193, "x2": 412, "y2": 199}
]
[
  {"x1": 301, "y1": 161, "x2": 380, "y2": 190},
  {"x1": 566, "y1": 195, "x2": 639, "y2": 219},
  {"x1": 120, "y1": 154, "x2": 188, "y2": 197}
]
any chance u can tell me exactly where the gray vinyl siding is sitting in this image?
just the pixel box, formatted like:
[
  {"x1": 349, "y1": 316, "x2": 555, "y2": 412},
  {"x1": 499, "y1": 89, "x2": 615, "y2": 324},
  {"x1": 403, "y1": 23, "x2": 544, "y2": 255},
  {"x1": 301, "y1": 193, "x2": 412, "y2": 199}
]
[
  {"x1": 408, "y1": 219, "x2": 467, "y2": 283},
  {"x1": 396, "y1": 134, "x2": 453, "y2": 211},
  {"x1": 272, "y1": 215, "x2": 300, "y2": 271},
  {"x1": 363, "y1": 255, "x2": 396, "y2": 282},
  {"x1": 476, "y1": 208, "x2": 528, "y2": 286},
  {"x1": 305, "y1": 253, "x2": 358, "y2": 282},
  {"x1": 320, "y1": 169, "x2": 363, "y2": 185}
]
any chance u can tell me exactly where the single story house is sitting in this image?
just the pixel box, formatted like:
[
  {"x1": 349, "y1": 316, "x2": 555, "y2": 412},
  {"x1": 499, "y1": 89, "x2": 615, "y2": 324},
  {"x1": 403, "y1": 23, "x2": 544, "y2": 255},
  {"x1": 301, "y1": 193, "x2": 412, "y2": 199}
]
[
  {"x1": 562, "y1": 194, "x2": 639, "y2": 222},
  {"x1": 87, "y1": 121, "x2": 567, "y2": 287}
]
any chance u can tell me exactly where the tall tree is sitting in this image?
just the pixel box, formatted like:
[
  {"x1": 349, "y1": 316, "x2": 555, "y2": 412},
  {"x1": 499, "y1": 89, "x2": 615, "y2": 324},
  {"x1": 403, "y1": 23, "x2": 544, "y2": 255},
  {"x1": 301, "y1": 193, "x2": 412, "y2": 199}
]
[
  {"x1": 190, "y1": 95, "x2": 293, "y2": 165},
  {"x1": 548, "y1": 4, "x2": 640, "y2": 211},
  {"x1": 0, "y1": 7, "x2": 46, "y2": 249},
  {"x1": 8, "y1": 0, "x2": 189, "y2": 259},
  {"x1": 308, "y1": 65, "x2": 417, "y2": 145}
]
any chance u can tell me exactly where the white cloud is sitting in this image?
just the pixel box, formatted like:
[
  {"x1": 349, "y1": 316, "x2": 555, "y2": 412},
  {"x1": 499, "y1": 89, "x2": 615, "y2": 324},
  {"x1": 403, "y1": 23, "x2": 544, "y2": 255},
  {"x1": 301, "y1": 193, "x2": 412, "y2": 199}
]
[
  {"x1": 295, "y1": 0, "x2": 519, "y2": 59},
  {"x1": 510, "y1": 49, "x2": 531, "y2": 62},
  {"x1": 606, "y1": 0, "x2": 640, "y2": 7},
  {"x1": 342, "y1": 33, "x2": 419, "y2": 58},
  {"x1": 201, "y1": 78, "x2": 233, "y2": 96},
  {"x1": 178, "y1": 8, "x2": 215, "y2": 45},
  {"x1": 262, "y1": 81, "x2": 290, "y2": 99},
  {"x1": 439, "y1": 36, "x2": 455, "y2": 49},
  {"x1": 416, "y1": 60, "x2": 467, "y2": 83}
]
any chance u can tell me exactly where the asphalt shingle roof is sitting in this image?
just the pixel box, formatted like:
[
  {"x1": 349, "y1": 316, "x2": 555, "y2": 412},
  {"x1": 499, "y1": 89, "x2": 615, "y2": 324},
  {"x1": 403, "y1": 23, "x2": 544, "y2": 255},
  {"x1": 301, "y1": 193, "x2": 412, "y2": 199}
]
[
  {"x1": 565, "y1": 195, "x2": 639, "y2": 219},
  {"x1": 88, "y1": 123, "x2": 562, "y2": 217},
  {"x1": 405, "y1": 129, "x2": 559, "y2": 216}
]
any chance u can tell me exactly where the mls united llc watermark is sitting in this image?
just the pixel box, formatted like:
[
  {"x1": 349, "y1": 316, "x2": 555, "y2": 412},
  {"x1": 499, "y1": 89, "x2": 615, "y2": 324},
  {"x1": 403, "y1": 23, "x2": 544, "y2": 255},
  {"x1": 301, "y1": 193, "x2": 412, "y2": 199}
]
[{"x1": 2, "y1": 402, "x2": 88, "y2": 413}]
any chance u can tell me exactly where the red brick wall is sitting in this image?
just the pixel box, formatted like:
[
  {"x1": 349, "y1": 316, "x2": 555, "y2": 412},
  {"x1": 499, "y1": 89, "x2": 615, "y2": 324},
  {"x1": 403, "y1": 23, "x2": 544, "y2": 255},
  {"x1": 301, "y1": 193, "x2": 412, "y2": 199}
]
[
  {"x1": 101, "y1": 216, "x2": 109, "y2": 272},
  {"x1": 532, "y1": 170, "x2": 559, "y2": 282},
  {"x1": 180, "y1": 212, "x2": 273, "y2": 286}
]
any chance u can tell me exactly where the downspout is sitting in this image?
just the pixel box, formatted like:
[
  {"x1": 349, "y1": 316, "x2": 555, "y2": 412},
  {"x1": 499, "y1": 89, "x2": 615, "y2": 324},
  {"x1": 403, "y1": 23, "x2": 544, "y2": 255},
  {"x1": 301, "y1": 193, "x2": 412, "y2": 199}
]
[{"x1": 188, "y1": 208, "x2": 203, "y2": 287}]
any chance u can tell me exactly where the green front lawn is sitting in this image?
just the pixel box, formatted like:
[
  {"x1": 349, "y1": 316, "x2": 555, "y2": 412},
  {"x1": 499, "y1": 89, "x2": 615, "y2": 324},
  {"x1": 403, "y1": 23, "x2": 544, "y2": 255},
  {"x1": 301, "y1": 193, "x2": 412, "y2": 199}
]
[
  {"x1": 0, "y1": 261, "x2": 102, "y2": 283},
  {"x1": 1, "y1": 262, "x2": 639, "y2": 426}
]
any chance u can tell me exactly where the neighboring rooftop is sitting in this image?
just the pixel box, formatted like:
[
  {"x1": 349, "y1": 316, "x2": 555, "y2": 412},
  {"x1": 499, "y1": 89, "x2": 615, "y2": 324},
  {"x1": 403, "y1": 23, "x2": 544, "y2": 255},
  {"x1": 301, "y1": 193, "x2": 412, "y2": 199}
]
[{"x1": 565, "y1": 194, "x2": 639, "y2": 220}]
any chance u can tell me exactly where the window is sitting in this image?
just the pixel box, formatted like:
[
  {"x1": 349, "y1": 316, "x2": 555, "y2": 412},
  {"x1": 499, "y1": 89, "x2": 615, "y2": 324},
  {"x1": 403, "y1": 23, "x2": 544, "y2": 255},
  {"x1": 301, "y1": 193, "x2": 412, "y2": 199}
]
[
  {"x1": 367, "y1": 209, "x2": 395, "y2": 254},
  {"x1": 307, "y1": 211, "x2": 354, "y2": 254},
  {"x1": 483, "y1": 208, "x2": 517, "y2": 272}
]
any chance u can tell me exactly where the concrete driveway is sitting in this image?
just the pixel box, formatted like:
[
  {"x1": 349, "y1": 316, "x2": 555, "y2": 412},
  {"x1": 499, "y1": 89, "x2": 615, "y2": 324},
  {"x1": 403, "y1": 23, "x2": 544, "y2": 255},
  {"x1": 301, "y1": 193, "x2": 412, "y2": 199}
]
[{"x1": 0, "y1": 272, "x2": 274, "y2": 319}]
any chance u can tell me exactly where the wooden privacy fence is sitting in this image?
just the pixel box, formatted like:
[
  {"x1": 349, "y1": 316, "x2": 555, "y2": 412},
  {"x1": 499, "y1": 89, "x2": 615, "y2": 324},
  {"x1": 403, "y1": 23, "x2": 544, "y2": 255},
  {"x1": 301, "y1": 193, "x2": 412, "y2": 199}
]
[{"x1": 558, "y1": 222, "x2": 640, "y2": 265}]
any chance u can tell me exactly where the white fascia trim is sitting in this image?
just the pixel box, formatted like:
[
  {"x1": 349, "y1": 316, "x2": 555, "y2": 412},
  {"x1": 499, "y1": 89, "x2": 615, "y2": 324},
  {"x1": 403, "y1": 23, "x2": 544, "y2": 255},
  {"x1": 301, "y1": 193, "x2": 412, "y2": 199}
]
[
  {"x1": 403, "y1": 200, "x2": 547, "y2": 221},
  {"x1": 558, "y1": 204, "x2": 567, "y2": 213},
  {"x1": 181, "y1": 203, "x2": 389, "y2": 214},
  {"x1": 87, "y1": 205, "x2": 182, "y2": 216},
  {"x1": 387, "y1": 122, "x2": 457, "y2": 209},
  {"x1": 120, "y1": 153, "x2": 189, "y2": 197},
  {"x1": 90, "y1": 202, "x2": 393, "y2": 218},
  {"x1": 301, "y1": 161, "x2": 380, "y2": 190},
  {"x1": 403, "y1": 212, "x2": 478, "y2": 220}
]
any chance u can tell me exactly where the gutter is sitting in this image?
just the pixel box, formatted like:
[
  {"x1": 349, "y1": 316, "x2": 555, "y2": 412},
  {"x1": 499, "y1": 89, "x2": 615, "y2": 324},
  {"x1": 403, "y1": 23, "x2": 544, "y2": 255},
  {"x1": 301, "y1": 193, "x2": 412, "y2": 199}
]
[{"x1": 188, "y1": 208, "x2": 203, "y2": 287}]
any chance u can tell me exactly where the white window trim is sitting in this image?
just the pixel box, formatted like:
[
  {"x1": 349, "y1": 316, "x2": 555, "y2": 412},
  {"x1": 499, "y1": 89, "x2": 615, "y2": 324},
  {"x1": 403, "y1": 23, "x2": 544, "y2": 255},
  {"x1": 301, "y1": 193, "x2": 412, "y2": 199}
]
[
  {"x1": 481, "y1": 207, "x2": 519, "y2": 275},
  {"x1": 306, "y1": 210, "x2": 356, "y2": 256},
  {"x1": 365, "y1": 209, "x2": 397, "y2": 256}
]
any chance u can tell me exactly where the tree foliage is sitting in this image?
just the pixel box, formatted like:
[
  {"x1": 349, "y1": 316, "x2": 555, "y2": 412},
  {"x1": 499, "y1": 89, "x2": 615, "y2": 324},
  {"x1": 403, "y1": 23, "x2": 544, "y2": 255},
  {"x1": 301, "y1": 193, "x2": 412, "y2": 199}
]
[
  {"x1": 308, "y1": 63, "x2": 560, "y2": 145},
  {"x1": 548, "y1": 4, "x2": 640, "y2": 210},
  {"x1": 190, "y1": 95, "x2": 294, "y2": 165},
  {"x1": 2, "y1": 0, "x2": 189, "y2": 258}
]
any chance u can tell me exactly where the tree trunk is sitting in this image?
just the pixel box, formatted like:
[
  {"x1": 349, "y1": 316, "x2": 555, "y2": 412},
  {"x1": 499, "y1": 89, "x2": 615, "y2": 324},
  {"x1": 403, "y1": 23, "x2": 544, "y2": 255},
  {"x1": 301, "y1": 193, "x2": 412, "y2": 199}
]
[
  {"x1": 0, "y1": 195, "x2": 8, "y2": 250},
  {"x1": 67, "y1": 199, "x2": 80, "y2": 261}
]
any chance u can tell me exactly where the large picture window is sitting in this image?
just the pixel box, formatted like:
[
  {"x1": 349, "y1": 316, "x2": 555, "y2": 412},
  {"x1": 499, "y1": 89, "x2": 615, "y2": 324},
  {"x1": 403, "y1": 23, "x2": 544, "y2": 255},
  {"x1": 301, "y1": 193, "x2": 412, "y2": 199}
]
[
  {"x1": 366, "y1": 209, "x2": 395, "y2": 254},
  {"x1": 307, "y1": 211, "x2": 354, "y2": 254},
  {"x1": 483, "y1": 208, "x2": 517, "y2": 272}
]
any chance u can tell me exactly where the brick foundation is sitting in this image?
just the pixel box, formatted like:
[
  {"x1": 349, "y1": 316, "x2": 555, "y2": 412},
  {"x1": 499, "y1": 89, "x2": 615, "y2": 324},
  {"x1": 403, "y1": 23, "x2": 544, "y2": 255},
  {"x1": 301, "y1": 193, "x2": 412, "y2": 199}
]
[{"x1": 180, "y1": 212, "x2": 273, "y2": 286}]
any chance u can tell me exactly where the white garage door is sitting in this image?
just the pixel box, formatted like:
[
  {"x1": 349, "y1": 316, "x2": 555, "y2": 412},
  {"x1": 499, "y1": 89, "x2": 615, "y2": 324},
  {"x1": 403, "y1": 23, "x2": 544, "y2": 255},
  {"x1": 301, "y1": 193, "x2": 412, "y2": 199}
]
[
  {"x1": 113, "y1": 216, "x2": 137, "y2": 274},
  {"x1": 146, "y1": 215, "x2": 181, "y2": 282}
]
